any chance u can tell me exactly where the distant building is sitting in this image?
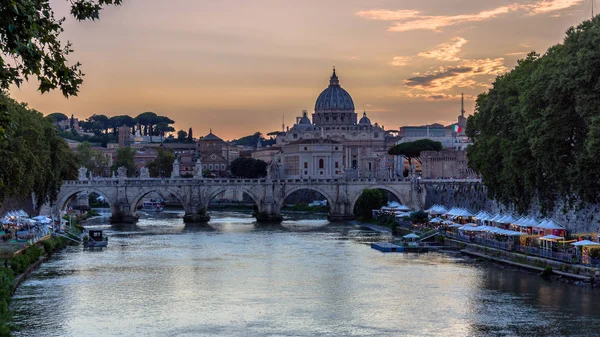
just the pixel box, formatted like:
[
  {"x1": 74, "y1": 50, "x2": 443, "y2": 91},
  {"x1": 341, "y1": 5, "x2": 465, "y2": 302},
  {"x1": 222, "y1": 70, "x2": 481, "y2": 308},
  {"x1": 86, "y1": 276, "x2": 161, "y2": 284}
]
[
  {"x1": 270, "y1": 69, "x2": 397, "y2": 179},
  {"x1": 198, "y1": 130, "x2": 239, "y2": 177},
  {"x1": 420, "y1": 150, "x2": 477, "y2": 179},
  {"x1": 394, "y1": 94, "x2": 473, "y2": 176},
  {"x1": 118, "y1": 126, "x2": 131, "y2": 147},
  {"x1": 278, "y1": 139, "x2": 344, "y2": 179}
]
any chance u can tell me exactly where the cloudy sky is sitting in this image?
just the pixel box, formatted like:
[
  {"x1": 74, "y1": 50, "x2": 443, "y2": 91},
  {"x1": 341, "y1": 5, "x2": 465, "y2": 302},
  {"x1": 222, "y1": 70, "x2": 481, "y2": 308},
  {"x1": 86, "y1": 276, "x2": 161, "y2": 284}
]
[{"x1": 9, "y1": 0, "x2": 596, "y2": 140}]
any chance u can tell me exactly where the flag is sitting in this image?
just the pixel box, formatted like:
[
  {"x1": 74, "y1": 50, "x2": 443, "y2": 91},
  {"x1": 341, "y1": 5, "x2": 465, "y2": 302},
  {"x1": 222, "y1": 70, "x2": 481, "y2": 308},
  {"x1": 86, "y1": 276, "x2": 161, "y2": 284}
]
[{"x1": 452, "y1": 124, "x2": 462, "y2": 133}]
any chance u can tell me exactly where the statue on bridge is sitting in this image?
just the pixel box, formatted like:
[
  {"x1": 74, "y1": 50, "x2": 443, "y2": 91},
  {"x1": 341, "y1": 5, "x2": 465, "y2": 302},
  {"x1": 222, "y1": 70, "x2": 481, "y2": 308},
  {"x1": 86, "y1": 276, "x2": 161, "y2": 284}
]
[
  {"x1": 78, "y1": 167, "x2": 88, "y2": 181},
  {"x1": 171, "y1": 157, "x2": 180, "y2": 178},
  {"x1": 117, "y1": 166, "x2": 128, "y2": 179},
  {"x1": 194, "y1": 157, "x2": 203, "y2": 178},
  {"x1": 139, "y1": 167, "x2": 150, "y2": 179},
  {"x1": 267, "y1": 155, "x2": 281, "y2": 179}
]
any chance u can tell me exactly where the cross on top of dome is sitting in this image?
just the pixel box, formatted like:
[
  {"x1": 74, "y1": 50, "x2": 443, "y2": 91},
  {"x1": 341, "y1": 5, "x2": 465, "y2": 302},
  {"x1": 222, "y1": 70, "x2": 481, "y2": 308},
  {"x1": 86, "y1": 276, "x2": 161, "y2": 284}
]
[{"x1": 329, "y1": 67, "x2": 339, "y2": 86}]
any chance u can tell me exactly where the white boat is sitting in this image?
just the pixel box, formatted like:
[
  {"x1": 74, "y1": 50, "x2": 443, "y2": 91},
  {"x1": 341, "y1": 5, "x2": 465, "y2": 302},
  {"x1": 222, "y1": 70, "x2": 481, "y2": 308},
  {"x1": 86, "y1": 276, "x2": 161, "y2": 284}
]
[{"x1": 142, "y1": 201, "x2": 164, "y2": 212}]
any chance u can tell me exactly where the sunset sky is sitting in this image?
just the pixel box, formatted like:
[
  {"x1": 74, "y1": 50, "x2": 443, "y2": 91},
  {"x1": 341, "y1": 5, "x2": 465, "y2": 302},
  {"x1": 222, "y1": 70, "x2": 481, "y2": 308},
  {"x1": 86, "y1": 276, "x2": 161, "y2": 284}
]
[{"x1": 8, "y1": 0, "x2": 597, "y2": 140}]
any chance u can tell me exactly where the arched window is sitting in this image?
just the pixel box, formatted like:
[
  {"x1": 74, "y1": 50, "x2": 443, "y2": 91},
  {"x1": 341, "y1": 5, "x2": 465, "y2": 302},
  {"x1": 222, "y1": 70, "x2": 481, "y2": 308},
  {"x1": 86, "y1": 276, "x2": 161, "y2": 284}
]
[{"x1": 319, "y1": 159, "x2": 324, "y2": 169}]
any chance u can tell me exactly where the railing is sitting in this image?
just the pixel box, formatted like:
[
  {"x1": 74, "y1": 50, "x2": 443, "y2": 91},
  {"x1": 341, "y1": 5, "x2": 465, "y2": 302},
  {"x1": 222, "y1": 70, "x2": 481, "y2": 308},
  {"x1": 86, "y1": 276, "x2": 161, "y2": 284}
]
[
  {"x1": 445, "y1": 232, "x2": 579, "y2": 264},
  {"x1": 63, "y1": 177, "x2": 481, "y2": 186}
]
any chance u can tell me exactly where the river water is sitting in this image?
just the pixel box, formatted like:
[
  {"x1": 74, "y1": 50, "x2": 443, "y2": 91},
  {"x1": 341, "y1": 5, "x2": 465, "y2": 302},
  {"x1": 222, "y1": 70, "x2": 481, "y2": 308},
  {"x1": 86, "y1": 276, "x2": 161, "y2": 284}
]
[{"x1": 10, "y1": 211, "x2": 600, "y2": 336}]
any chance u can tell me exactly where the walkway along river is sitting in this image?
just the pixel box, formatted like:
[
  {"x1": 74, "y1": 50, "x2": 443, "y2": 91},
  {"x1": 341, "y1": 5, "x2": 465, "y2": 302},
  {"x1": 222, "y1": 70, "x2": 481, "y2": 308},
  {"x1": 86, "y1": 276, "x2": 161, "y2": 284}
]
[{"x1": 9, "y1": 210, "x2": 600, "y2": 336}]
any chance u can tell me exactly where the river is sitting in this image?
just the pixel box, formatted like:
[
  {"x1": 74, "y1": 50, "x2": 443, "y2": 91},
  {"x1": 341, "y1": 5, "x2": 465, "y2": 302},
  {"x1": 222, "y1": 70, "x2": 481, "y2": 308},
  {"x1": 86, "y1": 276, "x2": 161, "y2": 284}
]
[{"x1": 9, "y1": 210, "x2": 600, "y2": 336}]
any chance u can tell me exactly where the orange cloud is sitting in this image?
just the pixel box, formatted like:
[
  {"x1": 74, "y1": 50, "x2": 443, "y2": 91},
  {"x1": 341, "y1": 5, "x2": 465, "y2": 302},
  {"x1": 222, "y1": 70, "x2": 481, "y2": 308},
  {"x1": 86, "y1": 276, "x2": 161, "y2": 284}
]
[
  {"x1": 418, "y1": 37, "x2": 468, "y2": 62},
  {"x1": 527, "y1": 0, "x2": 584, "y2": 14},
  {"x1": 404, "y1": 58, "x2": 507, "y2": 91},
  {"x1": 390, "y1": 56, "x2": 412, "y2": 66},
  {"x1": 406, "y1": 93, "x2": 476, "y2": 101},
  {"x1": 357, "y1": 1, "x2": 585, "y2": 32},
  {"x1": 355, "y1": 9, "x2": 420, "y2": 21}
]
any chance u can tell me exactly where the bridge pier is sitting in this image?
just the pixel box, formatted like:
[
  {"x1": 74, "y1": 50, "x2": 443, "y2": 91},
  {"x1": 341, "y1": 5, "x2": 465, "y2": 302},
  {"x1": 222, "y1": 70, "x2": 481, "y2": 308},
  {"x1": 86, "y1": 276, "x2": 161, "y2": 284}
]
[
  {"x1": 183, "y1": 203, "x2": 211, "y2": 223},
  {"x1": 327, "y1": 201, "x2": 355, "y2": 222},
  {"x1": 109, "y1": 203, "x2": 139, "y2": 224},
  {"x1": 256, "y1": 200, "x2": 283, "y2": 223}
]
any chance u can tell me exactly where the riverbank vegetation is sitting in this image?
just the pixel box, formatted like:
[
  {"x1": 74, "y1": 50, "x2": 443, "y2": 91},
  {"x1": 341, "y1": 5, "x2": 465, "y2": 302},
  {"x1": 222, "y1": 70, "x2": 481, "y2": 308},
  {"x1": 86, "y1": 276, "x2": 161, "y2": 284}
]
[
  {"x1": 354, "y1": 189, "x2": 387, "y2": 220},
  {"x1": 466, "y1": 16, "x2": 600, "y2": 213},
  {"x1": 0, "y1": 94, "x2": 78, "y2": 207}
]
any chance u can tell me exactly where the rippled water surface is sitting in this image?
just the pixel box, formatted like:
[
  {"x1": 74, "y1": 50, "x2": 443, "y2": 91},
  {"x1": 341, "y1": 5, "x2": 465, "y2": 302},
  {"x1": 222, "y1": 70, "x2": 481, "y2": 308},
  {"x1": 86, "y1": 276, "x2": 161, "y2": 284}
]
[{"x1": 10, "y1": 211, "x2": 600, "y2": 336}]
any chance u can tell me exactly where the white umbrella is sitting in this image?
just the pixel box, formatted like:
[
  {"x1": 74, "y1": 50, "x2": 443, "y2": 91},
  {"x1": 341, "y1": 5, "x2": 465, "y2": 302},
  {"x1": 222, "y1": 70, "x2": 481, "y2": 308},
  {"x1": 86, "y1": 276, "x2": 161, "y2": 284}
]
[
  {"x1": 539, "y1": 234, "x2": 563, "y2": 240},
  {"x1": 403, "y1": 233, "x2": 420, "y2": 239},
  {"x1": 571, "y1": 240, "x2": 600, "y2": 246}
]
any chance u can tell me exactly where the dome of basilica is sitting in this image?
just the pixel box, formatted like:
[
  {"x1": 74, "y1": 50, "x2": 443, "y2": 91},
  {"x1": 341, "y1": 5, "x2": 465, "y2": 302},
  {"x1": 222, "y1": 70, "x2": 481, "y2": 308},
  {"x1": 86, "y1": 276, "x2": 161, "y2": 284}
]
[{"x1": 314, "y1": 68, "x2": 355, "y2": 113}]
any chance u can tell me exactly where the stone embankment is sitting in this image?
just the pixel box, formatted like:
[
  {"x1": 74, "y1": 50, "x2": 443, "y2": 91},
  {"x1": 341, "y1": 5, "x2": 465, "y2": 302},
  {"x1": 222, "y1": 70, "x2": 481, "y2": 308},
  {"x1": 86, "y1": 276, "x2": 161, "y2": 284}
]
[{"x1": 446, "y1": 238, "x2": 600, "y2": 283}]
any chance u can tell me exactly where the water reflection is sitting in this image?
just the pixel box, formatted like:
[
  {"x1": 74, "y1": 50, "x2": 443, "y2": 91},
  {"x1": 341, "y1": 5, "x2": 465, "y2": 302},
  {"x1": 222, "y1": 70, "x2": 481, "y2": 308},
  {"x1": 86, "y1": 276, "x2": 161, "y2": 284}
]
[{"x1": 9, "y1": 211, "x2": 600, "y2": 337}]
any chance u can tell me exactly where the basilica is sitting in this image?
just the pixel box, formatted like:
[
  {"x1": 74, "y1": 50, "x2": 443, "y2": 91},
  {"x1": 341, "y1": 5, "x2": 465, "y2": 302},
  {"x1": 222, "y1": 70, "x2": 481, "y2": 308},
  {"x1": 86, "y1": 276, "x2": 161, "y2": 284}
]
[{"x1": 272, "y1": 69, "x2": 398, "y2": 179}]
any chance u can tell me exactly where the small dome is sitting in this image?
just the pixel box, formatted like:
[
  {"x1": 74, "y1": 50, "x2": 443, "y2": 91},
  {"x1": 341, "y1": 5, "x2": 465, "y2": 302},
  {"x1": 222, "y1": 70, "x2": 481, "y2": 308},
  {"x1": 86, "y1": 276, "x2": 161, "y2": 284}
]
[
  {"x1": 299, "y1": 111, "x2": 311, "y2": 125},
  {"x1": 359, "y1": 111, "x2": 371, "y2": 125},
  {"x1": 314, "y1": 68, "x2": 355, "y2": 113}
]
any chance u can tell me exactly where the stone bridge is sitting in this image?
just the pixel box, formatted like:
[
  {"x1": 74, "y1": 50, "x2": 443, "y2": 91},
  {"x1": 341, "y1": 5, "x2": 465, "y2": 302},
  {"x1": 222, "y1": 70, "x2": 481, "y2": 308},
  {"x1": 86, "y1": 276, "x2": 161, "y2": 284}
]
[{"x1": 51, "y1": 177, "x2": 481, "y2": 223}]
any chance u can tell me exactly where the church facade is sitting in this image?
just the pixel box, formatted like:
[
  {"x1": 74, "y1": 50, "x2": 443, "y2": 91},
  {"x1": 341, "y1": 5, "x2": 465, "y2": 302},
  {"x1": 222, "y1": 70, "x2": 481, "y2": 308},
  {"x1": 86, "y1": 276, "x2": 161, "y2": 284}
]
[{"x1": 272, "y1": 69, "x2": 397, "y2": 179}]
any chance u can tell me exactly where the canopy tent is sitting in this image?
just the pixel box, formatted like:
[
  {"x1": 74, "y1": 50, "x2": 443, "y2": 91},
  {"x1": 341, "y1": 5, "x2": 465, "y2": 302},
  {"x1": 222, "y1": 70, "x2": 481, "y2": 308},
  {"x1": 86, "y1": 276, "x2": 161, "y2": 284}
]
[
  {"x1": 571, "y1": 240, "x2": 600, "y2": 246},
  {"x1": 386, "y1": 202, "x2": 412, "y2": 212},
  {"x1": 539, "y1": 234, "x2": 563, "y2": 240},
  {"x1": 394, "y1": 212, "x2": 412, "y2": 218},
  {"x1": 442, "y1": 220, "x2": 456, "y2": 225},
  {"x1": 429, "y1": 217, "x2": 443, "y2": 223},
  {"x1": 488, "y1": 213, "x2": 503, "y2": 222},
  {"x1": 497, "y1": 214, "x2": 518, "y2": 224},
  {"x1": 426, "y1": 205, "x2": 448, "y2": 215},
  {"x1": 536, "y1": 219, "x2": 564, "y2": 230}
]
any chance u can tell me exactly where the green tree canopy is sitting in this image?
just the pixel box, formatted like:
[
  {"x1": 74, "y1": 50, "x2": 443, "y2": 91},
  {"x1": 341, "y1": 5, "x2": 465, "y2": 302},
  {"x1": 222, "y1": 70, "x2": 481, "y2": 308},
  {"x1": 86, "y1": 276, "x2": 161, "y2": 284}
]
[
  {"x1": 0, "y1": 93, "x2": 77, "y2": 207},
  {"x1": 177, "y1": 130, "x2": 187, "y2": 141},
  {"x1": 75, "y1": 141, "x2": 109, "y2": 177},
  {"x1": 353, "y1": 189, "x2": 387, "y2": 220},
  {"x1": 146, "y1": 147, "x2": 174, "y2": 178},
  {"x1": 388, "y1": 139, "x2": 443, "y2": 165},
  {"x1": 45, "y1": 112, "x2": 68, "y2": 123},
  {"x1": 111, "y1": 146, "x2": 136, "y2": 177},
  {"x1": 230, "y1": 157, "x2": 267, "y2": 178},
  {"x1": 466, "y1": 16, "x2": 600, "y2": 213}
]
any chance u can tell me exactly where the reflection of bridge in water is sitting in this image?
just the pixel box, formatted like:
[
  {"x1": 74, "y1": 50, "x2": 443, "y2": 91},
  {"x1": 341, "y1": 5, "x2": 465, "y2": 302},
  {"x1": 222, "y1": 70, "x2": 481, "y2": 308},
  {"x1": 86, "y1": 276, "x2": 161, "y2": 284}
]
[{"x1": 48, "y1": 177, "x2": 481, "y2": 223}]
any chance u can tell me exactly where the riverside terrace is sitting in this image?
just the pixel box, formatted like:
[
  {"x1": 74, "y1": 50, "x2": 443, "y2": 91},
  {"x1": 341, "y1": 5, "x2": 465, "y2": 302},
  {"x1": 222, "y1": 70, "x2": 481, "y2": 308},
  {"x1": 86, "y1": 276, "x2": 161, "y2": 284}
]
[
  {"x1": 42, "y1": 176, "x2": 481, "y2": 224},
  {"x1": 418, "y1": 205, "x2": 600, "y2": 268}
]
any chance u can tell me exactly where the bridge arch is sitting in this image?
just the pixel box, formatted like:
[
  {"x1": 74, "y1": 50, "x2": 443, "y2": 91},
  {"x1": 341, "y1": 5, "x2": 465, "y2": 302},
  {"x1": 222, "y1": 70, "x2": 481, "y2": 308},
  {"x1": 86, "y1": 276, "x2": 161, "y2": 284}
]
[
  {"x1": 55, "y1": 187, "x2": 114, "y2": 212},
  {"x1": 349, "y1": 185, "x2": 405, "y2": 214},
  {"x1": 205, "y1": 187, "x2": 261, "y2": 209},
  {"x1": 130, "y1": 188, "x2": 187, "y2": 215},
  {"x1": 279, "y1": 185, "x2": 336, "y2": 211}
]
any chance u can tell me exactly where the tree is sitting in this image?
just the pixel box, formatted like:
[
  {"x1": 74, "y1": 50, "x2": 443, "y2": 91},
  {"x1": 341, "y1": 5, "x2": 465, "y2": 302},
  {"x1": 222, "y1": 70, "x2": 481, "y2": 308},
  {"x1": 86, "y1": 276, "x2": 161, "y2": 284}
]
[
  {"x1": 388, "y1": 139, "x2": 443, "y2": 165},
  {"x1": 76, "y1": 141, "x2": 109, "y2": 177},
  {"x1": 353, "y1": 189, "x2": 386, "y2": 220},
  {"x1": 409, "y1": 211, "x2": 429, "y2": 224},
  {"x1": 187, "y1": 127, "x2": 193, "y2": 142},
  {"x1": 146, "y1": 147, "x2": 174, "y2": 177},
  {"x1": 0, "y1": 0, "x2": 122, "y2": 97},
  {"x1": 111, "y1": 146, "x2": 136, "y2": 177},
  {"x1": 135, "y1": 112, "x2": 158, "y2": 137},
  {"x1": 88, "y1": 114, "x2": 110, "y2": 134},
  {"x1": 177, "y1": 130, "x2": 187, "y2": 142},
  {"x1": 466, "y1": 16, "x2": 600, "y2": 213},
  {"x1": 109, "y1": 115, "x2": 135, "y2": 134},
  {"x1": 45, "y1": 112, "x2": 68, "y2": 123},
  {"x1": 154, "y1": 121, "x2": 174, "y2": 138},
  {"x1": 0, "y1": 93, "x2": 77, "y2": 207},
  {"x1": 230, "y1": 157, "x2": 267, "y2": 178}
]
